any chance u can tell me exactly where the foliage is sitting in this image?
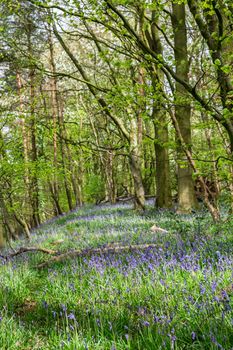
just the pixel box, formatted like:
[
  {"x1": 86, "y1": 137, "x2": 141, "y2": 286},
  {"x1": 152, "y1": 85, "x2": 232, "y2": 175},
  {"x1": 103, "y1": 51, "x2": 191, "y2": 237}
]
[{"x1": 84, "y1": 174, "x2": 105, "y2": 203}]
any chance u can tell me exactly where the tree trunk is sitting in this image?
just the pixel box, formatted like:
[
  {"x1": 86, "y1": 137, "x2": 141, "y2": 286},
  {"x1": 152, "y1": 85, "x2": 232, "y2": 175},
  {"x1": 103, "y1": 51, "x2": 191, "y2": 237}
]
[
  {"x1": 129, "y1": 119, "x2": 145, "y2": 210},
  {"x1": 48, "y1": 181, "x2": 63, "y2": 216},
  {"x1": 27, "y1": 22, "x2": 40, "y2": 227},
  {"x1": 105, "y1": 150, "x2": 117, "y2": 204},
  {"x1": 29, "y1": 66, "x2": 41, "y2": 226},
  {"x1": 48, "y1": 26, "x2": 63, "y2": 215},
  {"x1": 143, "y1": 11, "x2": 172, "y2": 208},
  {"x1": 153, "y1": 112, "x2": 172, "y2": 208},
  {"x1": 172, "y1": 3, "x2": 199, "y2": 213}
]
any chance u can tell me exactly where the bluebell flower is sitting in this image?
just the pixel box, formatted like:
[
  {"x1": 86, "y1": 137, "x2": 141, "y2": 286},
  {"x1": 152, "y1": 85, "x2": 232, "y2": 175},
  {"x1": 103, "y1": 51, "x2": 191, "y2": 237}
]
[
  {"x1": 191, "y1": 331, "x2": 196, "y2": 340},
  {"x1": 68, "y1": 312, "x2": 76, "y2": 320}
]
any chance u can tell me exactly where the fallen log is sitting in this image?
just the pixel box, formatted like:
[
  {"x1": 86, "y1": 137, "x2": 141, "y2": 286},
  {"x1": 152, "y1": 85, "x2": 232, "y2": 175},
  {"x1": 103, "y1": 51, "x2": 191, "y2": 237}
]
[
  {"x1": 37, "y1": 243, "x2": 158, "y2": 269},
  {"x1": 0, "y1": 246, "x2": 57, "y2": 260},
  {"x1": 1, "y1": 243, "x2": 160, "y2": 269}
]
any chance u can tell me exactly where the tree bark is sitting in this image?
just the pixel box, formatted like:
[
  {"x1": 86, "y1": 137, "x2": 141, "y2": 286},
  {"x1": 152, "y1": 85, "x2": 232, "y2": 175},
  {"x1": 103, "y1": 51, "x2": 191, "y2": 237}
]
[
  {"x1": 146, "y1": 11, "x2": 172, "y2": 208},
  {"x1": 48, "y1": 26, "x2": 63, "y2": 215},
  {"x1": 153, "y1": 111, "x2": 172, "y2": 208},
  {"x1": 29, "y1": 66, "x2": 41, "y2": 227},
  {"x1": 129, "y1": 120, "x2": 145, "y2": 211},
  {"x1": 27, "y1": 22, "x2": 40, "y2": 227},
  {"x1": 172, "y1": 3, "x2": 199, "y2": 213}
]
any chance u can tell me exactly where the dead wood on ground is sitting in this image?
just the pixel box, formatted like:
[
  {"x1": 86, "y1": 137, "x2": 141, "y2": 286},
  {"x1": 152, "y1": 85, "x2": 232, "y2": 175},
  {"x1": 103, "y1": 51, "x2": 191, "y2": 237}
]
[
  {"x1": 36, "y1": 243, "x2": 158, "y2": 269},
  {"x1": 0, "y1": 243, "x2": 159, "y2": 269},
  {"x1": 0, "y1": 246, "x2": 57, "y2": 260}
]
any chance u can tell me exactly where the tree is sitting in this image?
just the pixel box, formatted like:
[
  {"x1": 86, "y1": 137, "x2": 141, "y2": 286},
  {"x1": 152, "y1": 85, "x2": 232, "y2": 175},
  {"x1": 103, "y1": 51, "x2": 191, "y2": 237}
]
[{"x1": 172, "y1": 3, "x2": 198, "y2": 213}]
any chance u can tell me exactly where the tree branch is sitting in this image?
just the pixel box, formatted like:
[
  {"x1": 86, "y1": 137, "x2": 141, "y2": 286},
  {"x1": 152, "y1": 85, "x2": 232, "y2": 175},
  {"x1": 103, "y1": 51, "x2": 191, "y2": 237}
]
[{"x1": 0, "y1": 247, "x2": 57, "y2": 260}]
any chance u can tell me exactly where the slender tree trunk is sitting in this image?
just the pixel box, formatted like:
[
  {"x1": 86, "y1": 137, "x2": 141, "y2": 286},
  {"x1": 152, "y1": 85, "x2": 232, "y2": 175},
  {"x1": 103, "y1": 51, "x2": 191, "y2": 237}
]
[
  {"x1": 16, "y1": 68, "x2": 39, "y2": 230},
  {"x1": 0, "y1": 230, "x2": 4, "y2": 248},
  {"x1": 48, "y1": 27, "x2": 63, "y2": 215},
  {"x1": 172, "y1": 3, "x2": 199, "y2": 213},
  {"x1": 16, "y1": 71, "x2": 32, "y2": 224},
  {"x1": 29, "y1": 66, "x2": 41, "y2": 226},
  {"x1": 14, "y1": 214, "x2": 31, "y2": 240},
  {"x1": 48, "y1": 181, "x2": 63, "y2": 216},
  {"x1": 142, "y1": 113, "x2": 155, "y2": 195},
  {"x1": 26, "y1": 23, "x2": 40, "y2": 227},
  {"x1": 75, "y1": 112, "x2": 84, "y2": 206},
  {"x1": 60, "y1": 95, "x2": 79, "y2": 206},
  {"x1": 201, "y1": 113, "x2": 220, "y2": 197},
  {"x1": 105, "y1": 150, "x2": 117, "y2": 204},
  {"x1": 58, "y1": 96, "x2": 77, "y2": 210},
  {"x1": 0, "y1": 191, "x2": 15, "y2": 243},
  {"x1": 47, "y1": 31, "x2": 73, "y2": 210},
  {"x1": 129, "y1": 119, "x2": 145, "y2": 210}
]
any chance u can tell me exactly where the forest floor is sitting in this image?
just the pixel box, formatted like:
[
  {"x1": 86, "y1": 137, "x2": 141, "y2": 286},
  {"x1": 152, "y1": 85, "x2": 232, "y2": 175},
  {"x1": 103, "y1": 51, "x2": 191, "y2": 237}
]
[{"x1": 0, "y1": 201, "x2": 232, "y2": 349}]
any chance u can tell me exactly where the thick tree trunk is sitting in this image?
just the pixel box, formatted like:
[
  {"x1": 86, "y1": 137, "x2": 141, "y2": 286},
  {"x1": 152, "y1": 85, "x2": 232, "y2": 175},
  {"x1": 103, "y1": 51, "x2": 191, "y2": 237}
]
[
  {"x1": 153, "y1": 113, "x2": 172, "y2": 208},
  {"x1": 144, "y1": 11, "x2": 172, "y2": 208},
  {"x1": 169, "y1": 109, "x2": 221, "y2": 221},
  {"x1": 172, "y1": 3, "x2": 199, "y2": 213}
]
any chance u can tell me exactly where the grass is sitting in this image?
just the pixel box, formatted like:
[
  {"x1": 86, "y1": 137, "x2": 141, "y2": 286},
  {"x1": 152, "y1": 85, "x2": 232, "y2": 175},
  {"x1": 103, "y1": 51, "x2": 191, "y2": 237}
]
[{"x1": 0, "y1": 201, "x2": 232, "y2": 349}]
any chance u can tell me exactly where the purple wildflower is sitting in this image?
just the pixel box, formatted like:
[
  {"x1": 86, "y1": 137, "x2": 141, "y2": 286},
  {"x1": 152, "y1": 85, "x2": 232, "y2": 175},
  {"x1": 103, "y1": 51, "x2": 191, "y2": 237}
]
[
  {"x1": 221, "y1": 290, "x2": 229, "y2": 301},
  {"x1": 200, "y1": 283, "x2": 206, "y2": 295},
  {"x1": 42, "y1": 300, "x2": 48, "y2": 309},
  {"x1": 191, "y1": 331, "x2": 196, "y2": 340},
  {"x1": 211, "y1": 280, "x2": 217, "y2": 293},
  {"x1": 61, "y1": 304, "x2": 67, "y2": 313},
  {"x1": 68, "y1": 312, "x2": 76, "y2": 320}
]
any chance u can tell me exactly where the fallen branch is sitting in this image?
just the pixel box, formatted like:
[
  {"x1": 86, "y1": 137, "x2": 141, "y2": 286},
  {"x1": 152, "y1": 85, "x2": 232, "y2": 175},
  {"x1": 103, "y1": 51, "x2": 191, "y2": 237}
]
[
  {"x1": 37, "y1": 243, "x2": 158, "y2": 269},
  {"x1": 0, "y1": 247, "x2": 57, "y2": 260}
]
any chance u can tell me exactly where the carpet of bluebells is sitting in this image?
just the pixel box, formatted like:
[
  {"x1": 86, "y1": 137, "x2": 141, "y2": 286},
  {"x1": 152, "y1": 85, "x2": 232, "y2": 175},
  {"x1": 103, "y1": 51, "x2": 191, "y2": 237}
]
[{"x1": 0, "y1": 201, "x2": 232, "y2": 349}]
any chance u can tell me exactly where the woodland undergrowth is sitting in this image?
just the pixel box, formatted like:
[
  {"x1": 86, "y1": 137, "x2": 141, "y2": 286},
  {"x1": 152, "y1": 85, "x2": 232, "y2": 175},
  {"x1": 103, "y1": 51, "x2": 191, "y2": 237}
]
[{"x1": 0, "y1": 202, "x2": 232, "y2": 350}]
